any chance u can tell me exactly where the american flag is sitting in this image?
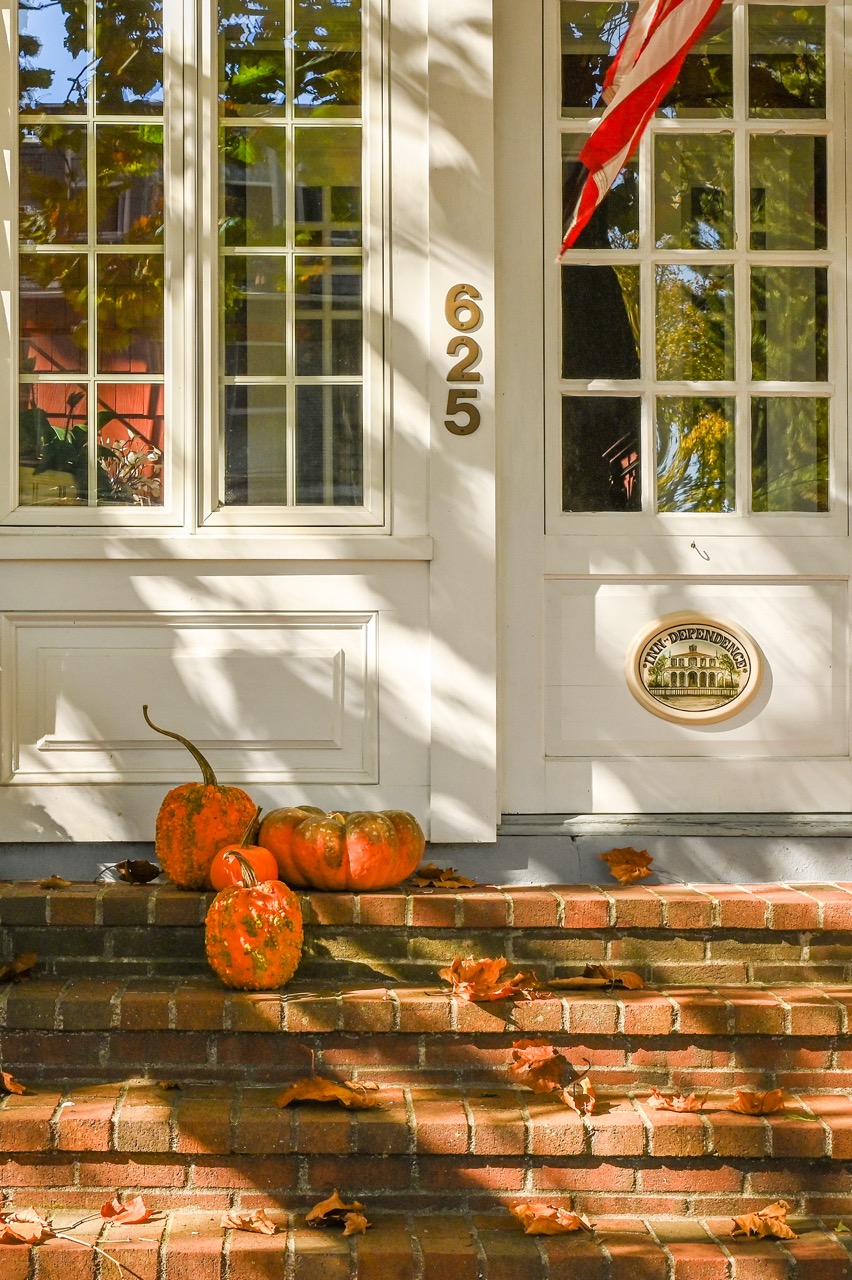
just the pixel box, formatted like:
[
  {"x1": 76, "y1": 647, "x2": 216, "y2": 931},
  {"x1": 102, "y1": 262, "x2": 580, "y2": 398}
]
[{"x1": 558, "y1": 0, "x2": 724, "y2": 258}]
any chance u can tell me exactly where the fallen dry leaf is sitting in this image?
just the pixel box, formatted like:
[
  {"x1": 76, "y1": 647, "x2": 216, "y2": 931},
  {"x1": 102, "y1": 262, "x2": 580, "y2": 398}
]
[
  {"x1": 728, "y1": 1088, "x2": 785, "y2": 1116},
  {"x1": 599, "y1": 847, "x2": 654, "y2": 884},
  {"x1": 157, "y1": 1080, "x2": 182, "y2": 1090},
  {"x1": 0, "y1": 1071, "x2": 27, "y2": 1096},
  {"x1": 564, "y1": 1074, "x2": 597, "y2": 1115},
  {"x1": 111, "y1": 859, "x2": 162, "y2": 885},
  {"x1": 100, "y1": 1195, "x2": 153, "y2": 1224},
  {"x1": 511, "y1": 1203, "x2": 594, "y2": 1235},
  {"x1": 306, "y1": 1190, "x2": 369, "y2": 1234},
  {"x1": 732, "y1": 1200, "x2": 796, "y2": 1239},
  {"x1": 835, "y1": 1222, "x2": 850, "y2": 1233},
  {"x1": 276, "y1": 1077, "x2": 383, "y2": 1110},
  {"x1": 509, "y1": 1040, "x2": 569, "y2": 1095},
  {"x1": 647, "y1": 1088, "x2": 706, "y2": 1112},
  {"x1": 0, "y1": 1209, "x2": 53, "y2": 1245},
  {"x1": 0, "y1": 953, "x2": 38, "y2": 984},
  {"x1": 549, "y1": 965, "x2": 644, "y2": 991},
  {"x1": 222, "y1": 1209, "x2": 280, "y2": 1235},
  {"x1": 413, "y1": 863, "x2": 476, "y2": 888},
  {"x1": 439, "y1": 956, "x2": 540, "y2": 1001},
  {"x1": 38, "y1": 875, "x2": 72, "y2": 890}
]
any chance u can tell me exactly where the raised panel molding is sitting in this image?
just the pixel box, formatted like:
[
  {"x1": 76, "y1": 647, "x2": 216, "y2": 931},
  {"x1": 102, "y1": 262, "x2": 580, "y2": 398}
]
[{"x1": 1, "y1": 612, "x2": 378, "y2": 784}]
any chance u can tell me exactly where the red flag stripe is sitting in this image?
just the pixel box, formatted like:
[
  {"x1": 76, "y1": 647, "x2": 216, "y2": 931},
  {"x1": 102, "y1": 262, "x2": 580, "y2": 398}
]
[{"x1": 558, "y1": 0, "x2": 723, "y2": 257}]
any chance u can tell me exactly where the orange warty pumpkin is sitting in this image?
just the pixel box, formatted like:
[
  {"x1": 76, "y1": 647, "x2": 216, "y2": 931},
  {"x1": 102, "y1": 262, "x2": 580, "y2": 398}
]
[
  {"x1": 208, "y1": 809, "x2": 280, "y2": 891},
  {"x1": 258, "y1": 807, "x2": 425, "y2": 891},
  {"x1": 143, "y1": 705, "x2": 257, "y2": 891},
  {"x1": 205, "y1": 853, "x2": 303, "y2": 990}
]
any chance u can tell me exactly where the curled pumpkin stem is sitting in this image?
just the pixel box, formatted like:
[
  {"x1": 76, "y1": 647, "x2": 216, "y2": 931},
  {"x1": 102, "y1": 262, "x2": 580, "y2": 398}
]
[
  {"x1": 227, "y1": 851, "x2": 261, "y2": 889},
  {"x1": 142, "y1": 705, "x2": 219, "y2": 787}
]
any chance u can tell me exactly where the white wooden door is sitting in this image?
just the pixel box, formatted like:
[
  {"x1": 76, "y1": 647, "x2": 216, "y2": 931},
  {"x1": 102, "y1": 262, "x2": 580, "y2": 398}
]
[{"x1": 497, "y1": 0, "x2": 851, "y2": 814}]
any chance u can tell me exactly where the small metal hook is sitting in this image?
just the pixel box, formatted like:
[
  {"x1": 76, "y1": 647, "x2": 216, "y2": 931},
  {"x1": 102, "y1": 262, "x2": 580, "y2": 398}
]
[{"x1": 690, "y1": 541, "x2": 710, "y2": 561}]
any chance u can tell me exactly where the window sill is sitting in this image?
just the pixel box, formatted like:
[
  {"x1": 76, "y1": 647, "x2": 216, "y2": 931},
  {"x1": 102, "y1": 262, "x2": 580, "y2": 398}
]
[{"x1": 0, "y1": 533, "x2": 434, "y2": 562}]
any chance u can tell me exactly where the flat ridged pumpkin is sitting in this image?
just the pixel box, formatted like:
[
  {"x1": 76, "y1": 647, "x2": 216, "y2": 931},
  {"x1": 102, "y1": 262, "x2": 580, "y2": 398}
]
[
  {"x1": 143, "y1": 705, "x2": 257, "y2": 890},
  {"x1": 205, "y1": 853, "x2": 303, "y2": 990},
  {"x1": 258, "y1": 807, "x2": 425, "y2": 891}
]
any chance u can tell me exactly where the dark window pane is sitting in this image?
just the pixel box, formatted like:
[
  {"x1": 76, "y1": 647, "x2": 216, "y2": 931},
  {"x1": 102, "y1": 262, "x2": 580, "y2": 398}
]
[
  {"x1": 20, "y1": 254, "x2": 88, "y2": 373},
  {"x1": 560, "y1": 1, "x2": 635, "y2": 116},
  {"x1": 20, "y1": 125, "x2": 87, "y2": 245},
  {"x1": 749, "y1": 136, "x2": 827, "y2": 250},
  {"x1": 751, "y1": 268, "x2": 828, "y2": 381},
  {"x1": 657, "y1": 397, "x2": 736, "y2": 512},
  {"x1": 220, "y1": 126, "x2": 288, "y2": 247},
  {"x1": 295, "y1": 128, "x2": 361, "y2": 246},
  {"x1": 296, "y1": 384, "x2": 362, "y2": 504},
  {"x1": 562, "y1": 396, "x2": 641, "y2": 511},
  {"x1": 97, "y1": 383, "x2": 164, "y2": 505},
  {"x1": 562, "y1": 265, "x2": 639, "y2": 378},
  {"x1": 752, "y1": 397, "x2": 828, "y2": 511},
  {"x1": 657, "y1": 7, "x2": 732, "y2": 117},
  {"x1": 295, "y1": 256, "x2": 362, "y2": 376},
  {"x1": 224, "y1": 384, "x2": 287, "y2": 504},
  {"x1": 748, "y1": 6, "x2": 825, "y2": 118},
  {"x1": 19, "y1": 381, "x2": 87, "y2": 505},
  {"x1": 223, "y1": 256, "x2": 287, "y2": 376}
]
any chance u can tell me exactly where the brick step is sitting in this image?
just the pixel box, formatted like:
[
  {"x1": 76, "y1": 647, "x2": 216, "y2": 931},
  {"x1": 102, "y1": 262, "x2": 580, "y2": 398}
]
[
  {"x1": 3, "y1": 882, "x2": 851, "y2": 985},
  {"x1": 3, "y1": 1209, "x2": 852, "y2": 1280},
  {"x1": 3, "y1": 976, "x2": 851, "y2": 1091}
]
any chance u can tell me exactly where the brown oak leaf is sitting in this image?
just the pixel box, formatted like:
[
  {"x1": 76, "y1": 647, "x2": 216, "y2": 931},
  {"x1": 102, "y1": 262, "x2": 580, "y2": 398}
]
[
  {"x1": 276, "y1": 1077, "x2": 383, "y2": 1109},
  {"x1": 732, "y1": 1200, "x2": 796, "y2": 1239},
  {"x1": 728, "y1": 1089, "x2": 785, "y2": 1116},
  {"x1": 222, "y1": 1209, "x2": 280, "y2": 1235},
  {"x1": 549, "y1": 965, "x2": 644, "y2": 990},
  {"x1": 0, "y1": 1071, "x2": 27, "y2": 1096},
  {"x1": 100, "y1": 1195, "x2": 153, "y2": 1224},
  {"x1": 509, "y1": 1040, "x2": 571, "y2": 1094},
  {"x1": 439, "y1": 956, "x2": 540, "y2": 1001},
  {"x1": 112, "y1": 859, "x2": 162, "y2": 885},
  {"x1": 38, "y1": 875, "x2": 73, "y2": 889},
  {"x1": 306, "y1": 1190, "x2": 369, "y2": 1233},
  {"x1": 0, "y1": 953, "x2": 38, "y2": 984},
  {"x1": 0, "y1": 1209, "x2": 53, "y2": 1245},
  {"x1": 647, "y1": 1087, "x2": 706, "y2": 1112},
  {"x1": 413, "y1": 864, "x2": 476, "y2": 888},
  {"x1": 511, "y1": 1203, "x2": 594, "y2": 1235},
  {"x1": 599, "y1": 847, "x2": 653, "y2": 884},
  {"x1": 564, "y1": 1074, "x2": 597, "y2": 1115}
]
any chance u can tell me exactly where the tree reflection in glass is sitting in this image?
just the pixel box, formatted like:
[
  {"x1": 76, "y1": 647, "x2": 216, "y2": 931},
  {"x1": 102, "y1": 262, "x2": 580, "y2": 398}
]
[
  {"x1": 752, "y1": 398, "x2": 828, "y2": 512},
  {"x1": 749, "y1": 6, "x2": 825, "y2": 118},
  {"x1": 656, "y1": 266, "x2": 735, "y2": 382},
  {"x1": 657, "y1": 397, "x2": 736, "y2": 513}
]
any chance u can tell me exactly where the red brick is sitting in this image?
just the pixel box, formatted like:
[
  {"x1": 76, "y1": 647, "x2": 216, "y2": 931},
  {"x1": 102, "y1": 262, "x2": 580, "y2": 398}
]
[
  {"x1": 538, "y1": 1233, "x2": 609, "y2": 1278},
  {"x1": 641, "y1": 1163, "x2": 743, "y2": 1192},
  {"x1": 228, "y1": 993, "x2": 284, "y2": 1032},
  {"x1": 294, "y1": 1106, "x2": 352, "y2": 1154},
  {"x1": 356, "y1": 892, "x2": 407, "y2": 926},
  {"x1": 649, "y1": 887, "x2": 715, "y2": 930},
  {"x1": 603, "y1": 1232, "x2": 668, "y2": 1279},
  {"x1": 418, "y1": 1157, "x2": 525, "y2": 1191},
  {"x1": 0, "y1": 1099, "x2": 55, "y2": 1150},
  {"x1": 409, "y1": 893, "x2": 458, "y2": 927},
  {"x1": 55, "y1": 1097, "x2": 116, "y2": 1151},
  {"x1": 607, "y1": 888, "x2": 664, "y2": 929},
  {"x1": 620, "y1": 992, "x2": 675, "y2": 1035},
  {"x1": 412, "y1": 1096, "x2": 470, "y2": 1153},
  {"x1": 290, "y1": 1226, "x2": 350, "y2": 1280},
  {"x1": 225, "y1": 1222, "x2": 290, "y2": 1280},
  {"x1": 307, "y1": 1154, "x2": 412, "y2": 1191},
  {"x1": 171, "y1": 986, "x2": 228, "y2": 1031},
  {"x1": 152, "y1": 888, "x2": 209, "y2": 926},
  {"x1": 173, "y1": 1094, "x2": 233, "y2": 1154},
  {"x1": 111, "y1": 1031, "x2": 210, "y2": 1067},
  {"x1": 340, "y1": 989, "x2": 395, "y2": 1032},
  {"x1": 554, "y1": 887, "x2": 610, "y2": 930},
  {"x1": 162, "y1": 1212, "x2": 224, "y2": 1280},
  {"x1": 352, "y1": 1102, "x2": 410, "y2": 1155},
  {"x1": 414, "y1": 1218, "x2": 480, "y2": 1280},
  {"x1": 394, "y1": 989, "x2": 453, "y2": 1033},
  {"x1": 637, "y1": 1107, "x2": 707, "y2": 1157},
  {"x1": 353, "y1": 1220, "x2": 417, "y2": 1280},
  {"x1": 58, "y1": 979, "x2": 121, "y2": 1031},
  {"x1": 751, "y1": 887, "x2": 822, "y2": 931},
  {"x1": 666, "y1": 1240, "x2": 729, "y2": 1279},
  {"x1": 233, "y1": 1100, "x2": 293, "y2": 1155},
  {"x1": 300, "y1": 892, "x2": 356, "y2": 925},
  {"x1": 668, "y1": 991, "x2": 730, "y2": 1036},
  {"x1": 729, "y1": 991, "x2": 786, "y2": 1035},
  {"x1": 0, "y1": 1246, "x2": 31, "y2": 1280},
  {"x1": 459, "y1": 891, "x2": 511, "y2": 927},
  {"x1": 782, "y1": 1235, "x2": 851, "y2": 1279},
  {"x1": 767, "y1": 1113, "x2": 827, "y2": 1158},
  {"x1": 475, "y1": 1221, "x2": 547, "y2": 1280},
  {"x1": 706, "y1": 1111, "x2": 769, "y2": 1158},
  {"x1": 76, "y1": 1155, "x2": 188, "y2": 1186},
  {"x1": 563, "y1": 995, "x2": 618, "y2": 1036},
  {"x1": 467, "y1": 1092, "x2": 526, "y2": 1156},
  {"x1": 780, "y1": 989, "x2": 843, "y2": 1037},
  {"x1": 282, "y1": 995, "x2": 341, "y2": 1033},
  {"x1": 48, "y1": 891, "x2": 99, "y2": 926},
  {"x1": 698, "y1": 886, "x2": 768, "y2": 930},
  {"x1": 509, "y1": 997, "x2": 565, "y2": 1035},
  {"x1": 587, "y1": 1105, "x2": 646, "y2": 1157},
  {"x1": 526, "y1": 1101, "x2": 586, "y2": 1156},
  {"x1": 99, "y1": 1221, "x2": 165, "y2": 1280},
  {"x1": 118, "y1": 987, "x2": 173, "y2": 1030},
  {"x1": 503, "y1": 889, "x2": 560, "y2": 928},
  {"x1": 1, "y1": 1156, "x2": 76, "y2": 1186},
  {"x1": 531, "y1": 1161, "x2": 636, "y2": 1192}
]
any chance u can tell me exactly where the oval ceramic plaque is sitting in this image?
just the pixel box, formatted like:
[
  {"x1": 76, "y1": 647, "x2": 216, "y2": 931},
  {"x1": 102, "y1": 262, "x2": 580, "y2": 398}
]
[{"x1": 626, "y1": 614, "x2": 763, "y2": 724}]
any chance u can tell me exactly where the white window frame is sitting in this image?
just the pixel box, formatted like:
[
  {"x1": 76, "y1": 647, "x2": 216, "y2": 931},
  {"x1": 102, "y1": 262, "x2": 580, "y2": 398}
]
[{"x1": 543, "y1": 0, "x2": 848, "y2": 539}]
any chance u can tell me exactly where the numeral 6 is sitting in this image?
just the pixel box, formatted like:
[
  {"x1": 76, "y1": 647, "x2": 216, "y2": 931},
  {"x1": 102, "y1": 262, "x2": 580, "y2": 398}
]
[
  {"x1": 445, "y1": 284, "x2": 483, "y2": 332},
  {"x1": 444, "y1": 387, "x2": 481, "y2": 436}
]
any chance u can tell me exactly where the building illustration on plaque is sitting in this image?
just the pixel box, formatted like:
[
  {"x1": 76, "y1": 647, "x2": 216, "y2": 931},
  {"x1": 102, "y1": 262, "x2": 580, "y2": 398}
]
[{"x1": 626, "y1": 616, "x2": 763, "y2": 725}]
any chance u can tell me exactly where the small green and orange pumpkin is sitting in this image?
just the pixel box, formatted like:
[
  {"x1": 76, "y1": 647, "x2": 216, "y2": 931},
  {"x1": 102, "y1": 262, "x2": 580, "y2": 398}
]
[
  {"x1": 258, "y1": 807, "x2": 425, "y2": 891},
  {"x1": 205, "y1": 851, "x2": 303, "y2": 990},
  {"x1": 143, "y1": 705, "x2": 257, "y2": 890},
  {"x1": 208, "y1": 809, "x2": 279, "y2": 891}
]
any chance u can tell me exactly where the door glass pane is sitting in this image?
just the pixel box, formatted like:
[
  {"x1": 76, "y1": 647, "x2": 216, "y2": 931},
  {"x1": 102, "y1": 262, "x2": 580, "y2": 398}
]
[
  {"x1": 562, "y1": 265, "x2": 639, "y2": 378},
  {"x1": 657, "y1": 397, "x2": 736, "y2": 512},
  {"x1": 19, "y1": 383, "x2": 87, "y2": 505},
  {"x1": 95, "y1": 0, "x2": 163, "y2": 113},
  {"x1": 296, "y1": 385, "x2": 363, "y2": 505},
  {"x1": 220, "y1": 127, "x2": 288, "y2": 247},
  {"x1": 562, "y1": 396, "x2": 641, "y2": 511},
  {"x1": 751, "y1": 267, "x2": 828, "y2": 381},
  {"x1": 97, "y1": 256, "x2": 165, "y2": 375},
  {"x1": 560, "y1": 1, "x2": 634, "y2": 116},
  {"x1": 20, "y1": 254, "x2": 88, "y2": 374},
  {"x1": 750, "y1": 136, "x2": 827, "y2": 250},
  {"x1": 224, "y1": 384, "x2": 288, "y2": 504},
  {"x1": 748, "y1": 6, "x2": 825, "y2": 118},
  {"x1": 656, "y1": 266, "x2": 735, "y2": 381},
  {"x1": 295, "y1": 256, "x2": 362, "y2": 376},
  {"x1": 562, "y1": 134, "x2": 638, "y2": 249},
  {"x1": 219, "y1": 0, "x2": 288, "y2": 117},
  {"x1": 654, "y1": 134, "x2": 734, "y2": 250},
  {"x1": 294, "y1": 0, "x2": 361, "y2": 117},
  {"x1": 223, "y1": 256, "x2": 288, "y2": 376},
  {"x1": 751, "y1": 397, "x2": 828, "y2": 511},
  {"x1": 657, "y1": 6, "x2": 732, "y2": 118}
]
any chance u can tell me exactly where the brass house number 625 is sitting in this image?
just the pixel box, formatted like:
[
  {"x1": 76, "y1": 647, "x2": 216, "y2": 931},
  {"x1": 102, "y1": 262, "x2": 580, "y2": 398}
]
[{"x1": 444, "y1": 283, "x2": 482, "y2": 435}]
